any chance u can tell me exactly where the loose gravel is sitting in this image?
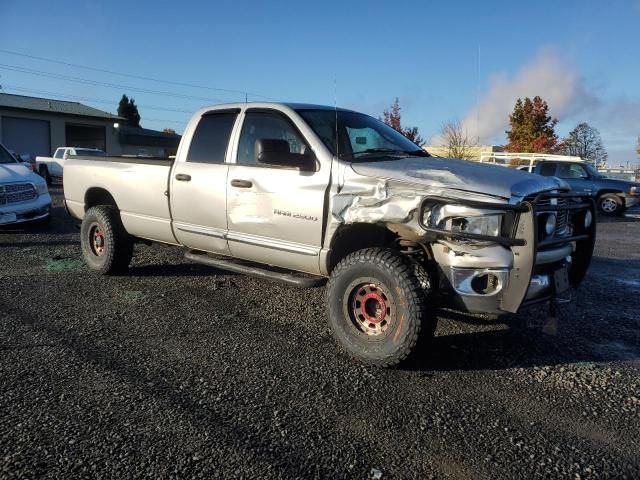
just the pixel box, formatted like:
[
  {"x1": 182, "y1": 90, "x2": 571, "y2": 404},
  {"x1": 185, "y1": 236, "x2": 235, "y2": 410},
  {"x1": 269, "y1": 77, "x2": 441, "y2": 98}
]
[{"x1": 1, "y1": 187, "x2": 639, "y2": 479}]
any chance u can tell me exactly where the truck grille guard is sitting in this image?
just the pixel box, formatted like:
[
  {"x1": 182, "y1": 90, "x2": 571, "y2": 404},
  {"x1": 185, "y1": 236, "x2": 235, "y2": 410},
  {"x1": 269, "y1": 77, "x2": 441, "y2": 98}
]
[
  {"x1": 418, "y1": 191, "x2": 595, "y2": 253},
  {"x1": 419, "y1": 191, "x2": 596, "y2": 311}
]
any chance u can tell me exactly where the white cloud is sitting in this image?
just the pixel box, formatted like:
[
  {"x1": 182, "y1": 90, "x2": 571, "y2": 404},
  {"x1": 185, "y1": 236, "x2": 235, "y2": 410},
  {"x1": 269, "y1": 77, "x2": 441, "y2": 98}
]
[{"x1": 430, "y1": 47, "x2": 640, "y2": 165}]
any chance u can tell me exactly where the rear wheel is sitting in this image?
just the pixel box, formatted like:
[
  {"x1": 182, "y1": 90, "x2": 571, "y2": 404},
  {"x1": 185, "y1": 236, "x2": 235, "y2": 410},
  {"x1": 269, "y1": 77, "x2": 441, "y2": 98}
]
[
  {"x1": 80, "y1": 205, "x2": 133, "y2": 275},
  {"x1": 327, "y1": 248, "x2": 436, "y2": 367},
  {"x1": 598, "y1": 193, "x2": 623, "y2": 216}
]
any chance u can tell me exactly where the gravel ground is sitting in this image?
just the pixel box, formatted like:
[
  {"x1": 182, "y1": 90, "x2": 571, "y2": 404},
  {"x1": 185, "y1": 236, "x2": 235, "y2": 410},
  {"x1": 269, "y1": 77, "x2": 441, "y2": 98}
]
[{"x1": 1, "y1": 186, "x2": 639, "y2": 479}]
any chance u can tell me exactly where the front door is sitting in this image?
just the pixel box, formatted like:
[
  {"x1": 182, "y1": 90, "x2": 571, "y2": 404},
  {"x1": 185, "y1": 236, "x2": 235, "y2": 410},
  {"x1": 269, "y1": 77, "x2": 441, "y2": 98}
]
[
  {"x1": 226, "y1": 110, "x2": 329, "y2": 274},
  {"x1": 170, "y1": 110, "x2": 239, "y2": 255},
  {"x1": 556, "y1": 163, "x2": 594, "y2": 195}
]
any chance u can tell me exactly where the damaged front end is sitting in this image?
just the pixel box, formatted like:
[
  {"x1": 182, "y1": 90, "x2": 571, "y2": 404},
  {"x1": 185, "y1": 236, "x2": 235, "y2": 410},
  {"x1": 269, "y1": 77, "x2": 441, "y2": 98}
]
[
  {"x1": 419, "y1": 192, "x2": 596, "y2": 314},
  {"x1": 326, "y1": 161, "x2": 596, "y2": 315}
]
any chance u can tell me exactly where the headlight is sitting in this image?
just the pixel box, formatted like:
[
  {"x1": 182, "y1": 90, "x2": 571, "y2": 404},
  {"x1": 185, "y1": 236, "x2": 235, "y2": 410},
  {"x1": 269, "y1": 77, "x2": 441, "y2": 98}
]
[
  {"x1": 630, "y1": 186, "x2": 639, "y2": 196},
  {"x1": 34, "y1": 182, "x2": 48, "y2": 195},
  {"x1": 584, "y1": 209, "x2": 593, "y2": 228},
  {"x1": 439, "y1": 214, "x2": 502, "y2": 237},
  {"x1": 544, "y1": 213, "x2": 557, "y2": 235}
]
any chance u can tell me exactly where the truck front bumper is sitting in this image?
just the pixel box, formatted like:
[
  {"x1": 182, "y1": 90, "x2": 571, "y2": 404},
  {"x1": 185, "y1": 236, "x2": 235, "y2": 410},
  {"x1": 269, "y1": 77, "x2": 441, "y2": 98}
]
[
  {"x1": 0, "y1": 193, "x2": 52, "y2": 225},
  {"x1": 426, "y1": 193, "x2": 596, "y2": 314}
]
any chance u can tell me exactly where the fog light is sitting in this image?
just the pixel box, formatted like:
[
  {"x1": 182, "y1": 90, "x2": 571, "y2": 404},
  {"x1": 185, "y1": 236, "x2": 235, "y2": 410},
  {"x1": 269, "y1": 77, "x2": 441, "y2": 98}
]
[
  {"x1": 584, "y1": 210, "x2": 593, "y2": 228},
  {"x1": 545, "y1": 214, "x2": 557, "y2": 235}
]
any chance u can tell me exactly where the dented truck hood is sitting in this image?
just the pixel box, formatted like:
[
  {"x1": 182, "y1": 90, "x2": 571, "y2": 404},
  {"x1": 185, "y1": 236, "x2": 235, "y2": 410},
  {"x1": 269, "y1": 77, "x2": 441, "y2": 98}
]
[{"x1": 350, "y1": 156, "x2": 567, "y2": 199}]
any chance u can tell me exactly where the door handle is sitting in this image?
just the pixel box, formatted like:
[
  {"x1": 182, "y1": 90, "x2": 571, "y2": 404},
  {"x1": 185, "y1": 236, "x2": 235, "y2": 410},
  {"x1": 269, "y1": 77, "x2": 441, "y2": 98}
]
[
  {"x1": 175, "y1": 173, "x2": 191, "y2": 182},
  {"x1": 231, "y1": 179, "x2": 253, "y2": 188}
]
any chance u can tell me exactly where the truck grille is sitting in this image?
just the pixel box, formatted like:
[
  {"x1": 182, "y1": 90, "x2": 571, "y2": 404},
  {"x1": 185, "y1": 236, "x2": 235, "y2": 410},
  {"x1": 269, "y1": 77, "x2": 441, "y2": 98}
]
[{"x1": 0, "y1": 183, "x2": 37, "y2": 205}]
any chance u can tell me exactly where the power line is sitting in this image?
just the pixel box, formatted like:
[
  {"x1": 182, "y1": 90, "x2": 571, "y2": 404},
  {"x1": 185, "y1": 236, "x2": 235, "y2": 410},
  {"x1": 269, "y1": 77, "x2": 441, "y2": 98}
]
[
  {"x1": 0, "y1": 63, "x2": 233, "y2": 103},
  {"x1": 0, "y1": 48, "x2": 276, "y2": 100},
  {"x1": 1, "y1": 84, "x2": 192, "y2": 114}
]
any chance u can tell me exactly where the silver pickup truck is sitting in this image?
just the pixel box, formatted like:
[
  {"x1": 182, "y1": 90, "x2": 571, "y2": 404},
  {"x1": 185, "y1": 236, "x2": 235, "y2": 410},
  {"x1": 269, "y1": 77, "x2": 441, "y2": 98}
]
[{"x1": 63, "y1": 103, "x2": 596, "y2": 367}]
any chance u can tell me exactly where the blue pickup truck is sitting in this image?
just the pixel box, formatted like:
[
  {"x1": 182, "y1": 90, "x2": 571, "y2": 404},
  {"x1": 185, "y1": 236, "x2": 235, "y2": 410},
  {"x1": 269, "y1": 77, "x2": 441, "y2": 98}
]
[{"x1": 530, "y1": 160, "x2": 639, "y2": 216}]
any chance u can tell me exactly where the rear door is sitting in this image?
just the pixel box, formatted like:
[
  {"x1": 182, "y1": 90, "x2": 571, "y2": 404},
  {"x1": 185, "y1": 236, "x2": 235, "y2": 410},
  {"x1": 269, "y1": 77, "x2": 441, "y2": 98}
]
[
  {"x1": 225, "y1": 109, "x2": 329, "y2": 274},
  {"x1": 170, "y1": 109, "x2": 240, "y2": 255}
]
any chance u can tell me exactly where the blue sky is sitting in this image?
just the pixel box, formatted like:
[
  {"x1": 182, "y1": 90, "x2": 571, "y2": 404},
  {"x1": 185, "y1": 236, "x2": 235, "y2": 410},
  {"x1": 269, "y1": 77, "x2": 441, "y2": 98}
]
[{"x1": 1, "y1": 0, "x2": 638, "y2": 165}]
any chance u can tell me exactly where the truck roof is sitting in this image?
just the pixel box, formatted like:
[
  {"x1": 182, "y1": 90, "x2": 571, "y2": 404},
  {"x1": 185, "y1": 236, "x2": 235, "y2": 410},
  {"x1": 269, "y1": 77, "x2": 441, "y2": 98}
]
[{"x1": 196, "y1": 101, "x2": 355, "y2": 114}]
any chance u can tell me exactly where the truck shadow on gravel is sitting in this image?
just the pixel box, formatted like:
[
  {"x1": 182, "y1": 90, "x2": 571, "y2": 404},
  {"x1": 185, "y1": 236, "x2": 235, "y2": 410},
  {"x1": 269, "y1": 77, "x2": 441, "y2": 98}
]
[{"x1": 418, "y1": 322, "x2": 639, "y2": 373}]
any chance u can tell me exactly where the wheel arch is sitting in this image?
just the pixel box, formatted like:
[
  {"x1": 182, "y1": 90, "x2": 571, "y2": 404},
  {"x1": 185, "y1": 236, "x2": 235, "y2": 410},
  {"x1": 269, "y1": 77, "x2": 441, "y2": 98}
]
[
  {"x1": 84, "y1": 187, "x2": 119, "y2": 212},
  {"x1": 596, "y1": 189, "x2": 626, "y2": 207},
  {"x1": 326, "y1": 223, "x2": 398, "y2": 273}
]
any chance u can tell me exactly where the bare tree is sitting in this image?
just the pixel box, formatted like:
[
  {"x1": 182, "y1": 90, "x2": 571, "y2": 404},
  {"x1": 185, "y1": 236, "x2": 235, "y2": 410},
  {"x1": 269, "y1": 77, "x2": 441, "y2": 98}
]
[
  {"x1": 561, "y1": 123, "x2": 607, "y2": 167},
  {"x1": 440, "y1": 120, "x2": 476, "y2": 159}
]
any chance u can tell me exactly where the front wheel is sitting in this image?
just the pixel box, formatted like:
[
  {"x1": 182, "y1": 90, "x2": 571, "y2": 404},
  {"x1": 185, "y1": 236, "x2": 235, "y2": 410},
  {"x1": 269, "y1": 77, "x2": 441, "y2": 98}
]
[
  {"x1": 598, "y1": 193, "x2": 623, "y2": 216},
  {"x1": 80, "y1": 205, "x2": 133, "y2": 275},
  {"x1": 326, "y1": 248, "x2": 437, "y2": 367}
]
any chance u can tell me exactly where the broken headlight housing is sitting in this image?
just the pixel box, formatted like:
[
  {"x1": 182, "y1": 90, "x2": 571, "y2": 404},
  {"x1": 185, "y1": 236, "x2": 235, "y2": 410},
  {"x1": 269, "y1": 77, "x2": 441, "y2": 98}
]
[
  {"x1": 427, "y1": 205, "x2": 503, "y2": 238},
  {"x1": 442, "y1": 214, "x2": 502, "y2": 237}
]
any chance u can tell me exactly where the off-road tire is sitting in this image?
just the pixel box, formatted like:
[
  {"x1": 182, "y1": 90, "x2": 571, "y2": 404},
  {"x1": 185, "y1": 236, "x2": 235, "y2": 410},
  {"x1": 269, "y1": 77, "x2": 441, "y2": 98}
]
[
  {"x1": 81, "y1": 205, "x2": 133, "y2": 275},
  {"x1": 326, "y1": 248, "x2": 437, "y2": 367},
  {"x1": 598, "y1": 193, "x2": 623, "y2": 216},
  {"x1": 39, "y1": 165, "x2": 52, "y2": 186}
]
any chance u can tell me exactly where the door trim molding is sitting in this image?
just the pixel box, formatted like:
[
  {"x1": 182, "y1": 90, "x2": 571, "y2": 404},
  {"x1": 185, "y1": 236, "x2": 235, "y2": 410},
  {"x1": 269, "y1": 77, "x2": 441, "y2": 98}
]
[
  {"x1": 175, "y1": 223, "x2": 226, "y2": 239},
  {"x1": 227, "y1": 231, "x2": 319, "y2": 256}
]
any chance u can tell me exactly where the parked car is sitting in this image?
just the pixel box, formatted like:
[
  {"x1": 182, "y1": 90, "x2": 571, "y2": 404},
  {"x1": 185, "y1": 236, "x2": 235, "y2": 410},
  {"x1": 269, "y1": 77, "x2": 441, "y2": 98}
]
[
  {"x1": 0, "y1": 142, "x2": 52, "y2": 226},
  {"x1": 63, "y1": 102, "x2": 595, "y2": 367},
  {"x1": 36, "y1": 147, "x2": 106, "y2": 184}
]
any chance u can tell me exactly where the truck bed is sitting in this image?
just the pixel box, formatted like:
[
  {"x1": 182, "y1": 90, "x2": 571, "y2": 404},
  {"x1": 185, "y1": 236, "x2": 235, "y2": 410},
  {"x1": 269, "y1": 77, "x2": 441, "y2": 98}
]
[{"x1": 63, "y1": 156, "x2": 178, "y2": 245}]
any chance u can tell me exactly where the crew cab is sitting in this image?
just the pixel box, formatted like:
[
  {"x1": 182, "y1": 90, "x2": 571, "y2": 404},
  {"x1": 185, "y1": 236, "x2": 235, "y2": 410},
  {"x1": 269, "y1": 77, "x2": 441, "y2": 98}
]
[
  {"x1": 63, "y1": 103, "x2": 596, "y2": 367},
  {"x1": 0, "y1": 142, "x2": 51, "y2": 226},
  {"x1": 36, "y1": 147, "x2": 106, "y2": 184}
]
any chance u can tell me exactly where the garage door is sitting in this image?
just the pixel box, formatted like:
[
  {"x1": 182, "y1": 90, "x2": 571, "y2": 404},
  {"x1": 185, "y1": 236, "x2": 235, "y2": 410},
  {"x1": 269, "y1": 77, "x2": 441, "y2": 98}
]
[
  {"x1": 66, "y1": 124, "x2": 106, "y2": 151},
  {"x1": 1, "y1": 116, "x2": 51, "y2": 158}
]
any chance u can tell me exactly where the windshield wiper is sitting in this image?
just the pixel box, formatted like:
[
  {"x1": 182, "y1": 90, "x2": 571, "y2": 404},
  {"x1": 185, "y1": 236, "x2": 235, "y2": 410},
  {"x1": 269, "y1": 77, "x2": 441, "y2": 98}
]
[
  {"x1": 351, "y1": 148, "x2": 429, "y2": 158},
  {"x1": 351, "y1": 148, "x2": 406, "y2": 157}
]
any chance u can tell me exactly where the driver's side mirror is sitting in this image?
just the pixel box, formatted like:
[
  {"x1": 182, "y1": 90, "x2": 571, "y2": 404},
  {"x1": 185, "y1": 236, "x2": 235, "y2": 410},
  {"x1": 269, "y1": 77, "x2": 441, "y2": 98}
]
[{"x1": 255, "y1": 139, "x2": 316, "y2": 171}]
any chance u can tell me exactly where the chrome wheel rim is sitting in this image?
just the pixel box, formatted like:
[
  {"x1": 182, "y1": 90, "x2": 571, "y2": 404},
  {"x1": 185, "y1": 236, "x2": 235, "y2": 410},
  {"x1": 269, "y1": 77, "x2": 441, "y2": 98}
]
[{"x1": 601, "y1": 198, "x2": 617, "y2": 213}]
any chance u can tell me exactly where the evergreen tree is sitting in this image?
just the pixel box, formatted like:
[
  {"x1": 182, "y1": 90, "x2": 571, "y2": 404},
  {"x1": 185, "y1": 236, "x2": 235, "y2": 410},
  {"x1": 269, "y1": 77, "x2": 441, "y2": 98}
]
[
  {"x1": 505, "y1": 96, "x2": 558, "y2": 153},
  {"x1": 117, "y1": 94, "x2": 141, "y2": 127}
]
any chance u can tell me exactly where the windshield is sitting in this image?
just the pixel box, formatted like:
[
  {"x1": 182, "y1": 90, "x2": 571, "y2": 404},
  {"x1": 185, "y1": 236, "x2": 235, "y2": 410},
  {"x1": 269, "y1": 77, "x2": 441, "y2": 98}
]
[
  {"x1": 0, "y1": 144, "x2": 18, "y2": 164},
  {"x1": 297, "y1": 109, "x2": 429, "y2": 161},
  {"x1": 74, "y1": 149, "x2": 106, "y2": 157},
  {"x1": 584, "y1": 163, "x2": 602, "y2": 177}
]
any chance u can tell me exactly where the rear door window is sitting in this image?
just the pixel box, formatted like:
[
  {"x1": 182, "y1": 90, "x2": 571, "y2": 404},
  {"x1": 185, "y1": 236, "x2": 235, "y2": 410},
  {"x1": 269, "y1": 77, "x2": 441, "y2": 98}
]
[
  {"x1": 539, "y1": 163, "x2": 557, "y2": 176},
  {"x1": 186, "y1": 112, "x2": 238, "y2": 163}
]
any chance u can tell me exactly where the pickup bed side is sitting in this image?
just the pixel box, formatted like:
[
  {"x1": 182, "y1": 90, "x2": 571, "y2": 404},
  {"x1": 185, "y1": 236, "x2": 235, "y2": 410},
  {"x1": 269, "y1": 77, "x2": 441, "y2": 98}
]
[{"x1": 64, "y1": 157, "x2": 177, "y2": 245}]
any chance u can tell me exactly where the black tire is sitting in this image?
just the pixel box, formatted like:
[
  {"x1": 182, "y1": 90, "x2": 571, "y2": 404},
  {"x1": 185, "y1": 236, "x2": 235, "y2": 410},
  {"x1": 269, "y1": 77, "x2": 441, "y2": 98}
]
[
  {"x1": 598, "y1": 193, "x2": 623, "y2": 216},
  {"x1": 80, "y1": 206, "x2": 133, "y2": 275},
  {"x1": 39, "y1": 165, "x2": 52, "y2": 186},
  {"x1": 326, "y1": 248, "x2": 437, "y2": 367}
]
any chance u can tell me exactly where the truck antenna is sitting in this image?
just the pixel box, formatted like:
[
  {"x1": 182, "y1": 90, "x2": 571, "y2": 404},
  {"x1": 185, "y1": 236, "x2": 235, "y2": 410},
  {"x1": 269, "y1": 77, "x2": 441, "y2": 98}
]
[{"x1": 334, "y1": 76, "x2": 339, "y2": 158}]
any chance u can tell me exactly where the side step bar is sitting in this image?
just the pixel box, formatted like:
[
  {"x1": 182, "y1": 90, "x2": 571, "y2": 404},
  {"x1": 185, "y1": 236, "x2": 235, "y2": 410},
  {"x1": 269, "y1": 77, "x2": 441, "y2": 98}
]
[{"x1": 184, "y1": 251, "x2": 326, "y2": 288}]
